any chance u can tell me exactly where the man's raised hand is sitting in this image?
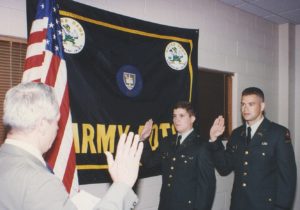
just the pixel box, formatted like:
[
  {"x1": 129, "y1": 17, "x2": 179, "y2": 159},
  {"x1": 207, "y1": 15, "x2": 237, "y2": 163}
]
[
  {"x1": 105, "y1": 132, "x2": 144, "y2": 187},
  {"x1": 140, "y1": 119, "x2": 153, "y2": 141},
  {"x1": 210, "y1": 116, "x2": 225, "y2": 141}
]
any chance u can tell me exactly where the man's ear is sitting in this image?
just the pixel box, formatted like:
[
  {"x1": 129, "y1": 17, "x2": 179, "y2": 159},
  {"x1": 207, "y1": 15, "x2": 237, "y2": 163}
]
[
  {"x1": 37, "y1": 119, "x2": 47, "y2": 136},
  {"x1": 261, "y1": 102, "x2": 265, "y2": 112},
  {"x1": 191, "y1": 115, "x2": 196, "y2": 123}
]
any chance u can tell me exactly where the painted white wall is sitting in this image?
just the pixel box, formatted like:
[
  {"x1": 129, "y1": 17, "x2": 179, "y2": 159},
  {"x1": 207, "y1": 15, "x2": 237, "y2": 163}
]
[
  {"x1": 0, "y1": 0, "x2": 27, "y2": 38},
  {"x1": 278, "y1": 24, "x2": 290, "y2": 128},
  {"x1": 292, "y1": 25, "x2": 300, "y2": 210},
  {"x1": 0, "y1": 0, "x2": 299, "y2": 209}
]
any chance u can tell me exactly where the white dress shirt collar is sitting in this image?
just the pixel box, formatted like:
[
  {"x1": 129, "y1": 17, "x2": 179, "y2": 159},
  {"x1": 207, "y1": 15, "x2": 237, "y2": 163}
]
[
  {"x1": 246, "y1": 117, "x2": 264, "y2": 138},
  {"x1": 177, "y1": 128, "x2": 194, "y2": 144}
]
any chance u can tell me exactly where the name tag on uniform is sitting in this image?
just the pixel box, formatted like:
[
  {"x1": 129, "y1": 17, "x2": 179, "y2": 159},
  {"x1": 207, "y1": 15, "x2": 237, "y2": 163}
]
[{"x1": 257, "y1": 132, "x2": 263, "y2": 137}]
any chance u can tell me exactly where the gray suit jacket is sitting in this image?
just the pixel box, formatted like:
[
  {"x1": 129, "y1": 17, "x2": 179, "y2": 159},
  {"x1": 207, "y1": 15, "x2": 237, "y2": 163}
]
[{"x1": 0, "y1": 144, "x2": 138, "y2": 210}]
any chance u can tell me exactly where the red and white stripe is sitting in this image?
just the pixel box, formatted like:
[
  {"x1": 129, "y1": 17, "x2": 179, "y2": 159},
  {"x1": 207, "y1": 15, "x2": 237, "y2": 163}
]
[{"x1": 23, "y1": 10, "x2": 79, "y2": 195}]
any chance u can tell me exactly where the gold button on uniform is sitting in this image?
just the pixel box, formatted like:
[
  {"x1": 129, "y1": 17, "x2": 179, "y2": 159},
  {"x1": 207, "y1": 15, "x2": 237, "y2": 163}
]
[
  {"x1": 188, "y1": 200, "x2": 192, "y2": 204},
  {"x1": 173, "y1": 157, "x2": 176, "y2": 161},
  {"x1": 171, "y1": 166, "x2": 174, "y2": 170},
  {"x1": 262, "y1": 152, "x2": 266, "y2": 156},
  {"x1": 244, "y1": 161, "x2": 248, "y2": 165},
  {"x1": 268, "y1": 198, "x2": 272, "y2": 202},
  {"x1": 168, "y1": 183, "x2": 171, "y2": 187},
  {"x1": 243, "y1": 172, "x2": 248, "y2": 176},
  {"x1": 169, "y1": 174, "x2": 173, "y2": 178},
  {"x1": 245, "y1": 150, "x2": 249, "y2": 155},
  {"x1": 242, "y1": 183, "x2": 247, "y2": 187}
]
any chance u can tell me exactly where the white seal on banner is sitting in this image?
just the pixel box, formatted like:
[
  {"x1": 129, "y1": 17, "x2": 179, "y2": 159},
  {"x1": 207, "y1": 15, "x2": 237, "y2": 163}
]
[
  {"x1": 165, "y1": 42, "x2": 188, "y2": 70},
  {"x1": 61, "y1": 17, "x2": 85, "y2": 54}
]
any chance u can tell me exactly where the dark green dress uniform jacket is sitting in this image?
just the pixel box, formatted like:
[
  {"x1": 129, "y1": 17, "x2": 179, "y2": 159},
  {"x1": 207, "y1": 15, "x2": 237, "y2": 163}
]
[
  {"x1": 210, "y1": 118, "x2": 297, "y2": 210},
  {"x1": 142, "y1": 131, "x2": 216, "y2": 210}
]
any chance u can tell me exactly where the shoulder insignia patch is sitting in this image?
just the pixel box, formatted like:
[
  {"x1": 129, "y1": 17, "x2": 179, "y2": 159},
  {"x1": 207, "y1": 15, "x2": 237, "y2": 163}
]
[{"x1": 285, "y1": 130, "x2": 291, "y2": 143}]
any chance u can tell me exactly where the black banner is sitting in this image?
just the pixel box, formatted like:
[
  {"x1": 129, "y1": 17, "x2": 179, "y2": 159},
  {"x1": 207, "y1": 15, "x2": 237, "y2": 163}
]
[{"x1": 27, "y1": 0, "x2": 198, "y2": 184}]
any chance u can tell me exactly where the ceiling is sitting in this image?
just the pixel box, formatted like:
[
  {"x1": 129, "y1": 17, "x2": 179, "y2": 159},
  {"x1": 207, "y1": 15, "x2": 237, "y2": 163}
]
[{"x1": 219, "y1": 0, "x2": 300, "y2": 25}]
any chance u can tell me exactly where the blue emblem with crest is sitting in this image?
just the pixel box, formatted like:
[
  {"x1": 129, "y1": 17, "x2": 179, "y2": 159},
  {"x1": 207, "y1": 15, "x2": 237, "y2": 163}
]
[{"x1": 116, "y1": 65, "x2": 143, "y2": 97}]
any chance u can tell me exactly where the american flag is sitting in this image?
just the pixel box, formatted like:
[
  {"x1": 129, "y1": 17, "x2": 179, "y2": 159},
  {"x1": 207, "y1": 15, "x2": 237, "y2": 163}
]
[{"x1": 23, "y1": 0, "x2": 78, "y2": 194}]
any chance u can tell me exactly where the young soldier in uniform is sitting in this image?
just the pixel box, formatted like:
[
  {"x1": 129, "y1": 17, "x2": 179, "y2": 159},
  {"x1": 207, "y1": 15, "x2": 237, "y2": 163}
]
[
  {"x1": 141, "y1": 101, "x2": 216, "y2": 210},
  {"x1": 209, "y1": 87, "x2": 297, "y2": 210}
]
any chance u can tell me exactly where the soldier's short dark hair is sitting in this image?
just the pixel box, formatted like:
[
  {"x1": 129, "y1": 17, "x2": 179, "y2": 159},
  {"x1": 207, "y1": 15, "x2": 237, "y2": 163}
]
[
  {"x1": 242, "y1": 87, "x2": 264, "y2": 102},
  {"x1": 173, "y1": 101, "x2": 195, "y2": 116}
]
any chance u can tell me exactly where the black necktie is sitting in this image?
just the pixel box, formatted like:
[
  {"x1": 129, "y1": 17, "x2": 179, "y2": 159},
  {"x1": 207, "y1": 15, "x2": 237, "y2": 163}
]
[
  {"x1": 176, "y1": 135, "x2": 182, "y2": 149},
  {"x1": 246, "y1": 126, "x2": 252, "y2": 146}
]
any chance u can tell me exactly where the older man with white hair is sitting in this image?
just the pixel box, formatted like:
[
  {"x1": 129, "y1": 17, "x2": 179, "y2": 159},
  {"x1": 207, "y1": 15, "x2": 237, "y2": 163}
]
[{"x1": 0, "y1": 82, "x2": 143, "y2": 210}]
